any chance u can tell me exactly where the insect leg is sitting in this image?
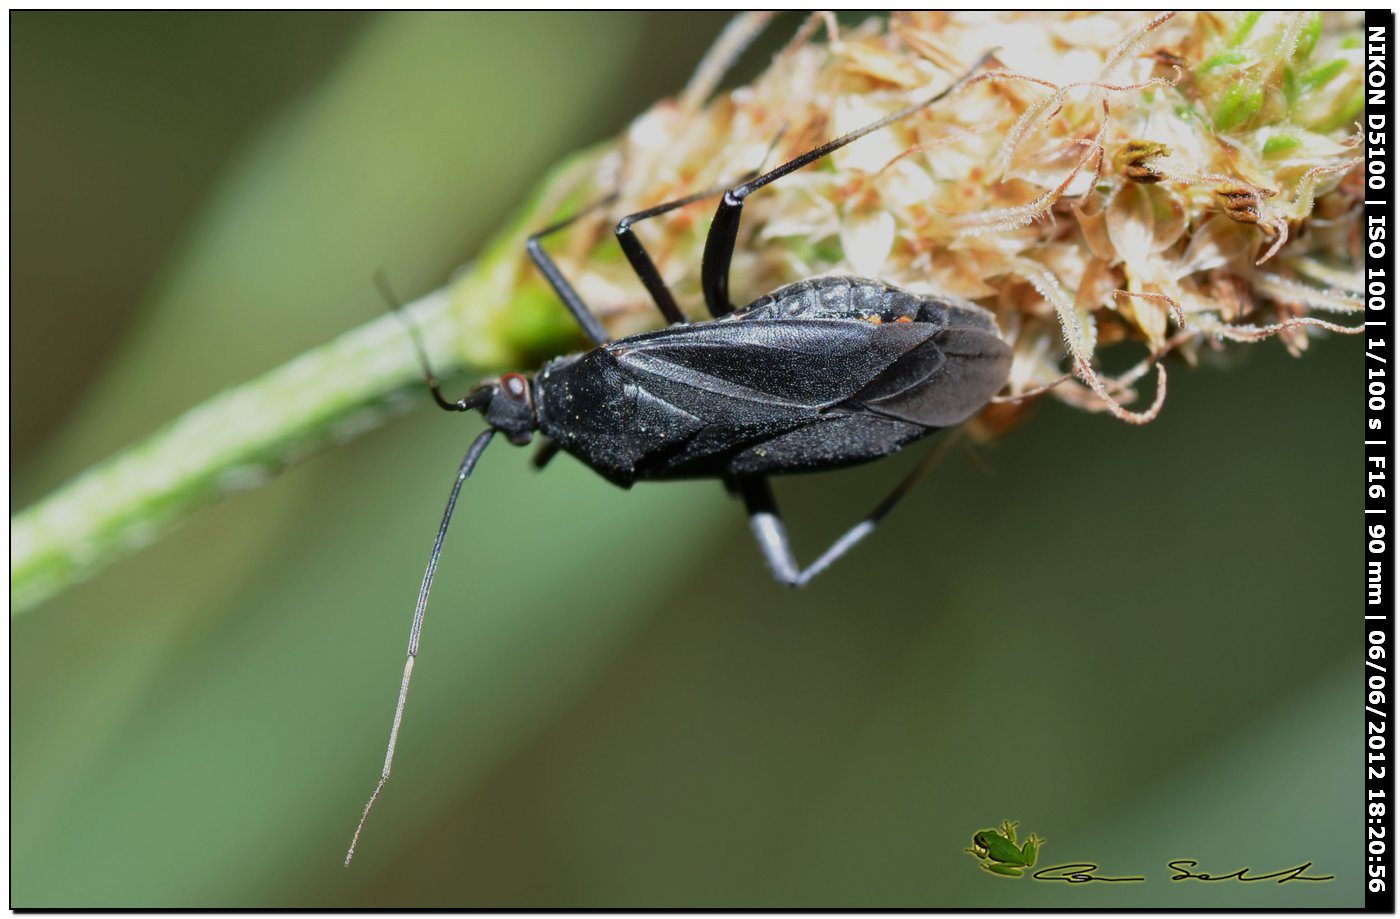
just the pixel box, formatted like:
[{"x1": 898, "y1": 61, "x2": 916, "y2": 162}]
[
  {"x1": 531, "y1": 436, "x2": 561, "y2": 470},
  {"x1": 738, "y1": 475, "x2": 857, "y2": 587},
  {"x1": 614, "y1": 127, "x2": 788, "y2": 325},
  {"x1": 530, "y1": 144, "x2": 776, "y2": 340},
  {"x1": 527, "y1": 194, "x2": 620, "y2": 346},
  {"x1": 614, "y1": 188, "x2": 730, "y2": 326},
  {"x1": 734, "y1": 433, "x2": 961, "y2": 587},
  {"x1": 700, "y1": 51, "x2": 996, "y2": 318}
]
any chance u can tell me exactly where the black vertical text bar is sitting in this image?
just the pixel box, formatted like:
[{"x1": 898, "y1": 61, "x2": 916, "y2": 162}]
[{"x1": 1365, "y1": 9, "x2": 1395, "y2": 913}]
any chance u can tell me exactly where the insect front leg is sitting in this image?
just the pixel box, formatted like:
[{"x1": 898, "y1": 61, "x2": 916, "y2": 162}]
[{"x1": 527, "y1": 194, "x2": 620, "y2": 346}]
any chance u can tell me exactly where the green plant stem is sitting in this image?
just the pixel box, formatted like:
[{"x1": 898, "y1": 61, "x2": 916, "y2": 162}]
[
  {"x1": 10, "y1": 289, "x2": 462, "y2": 615},
  {"x1": 10, "y1": 145, "x2": 604, "y2": 617}
]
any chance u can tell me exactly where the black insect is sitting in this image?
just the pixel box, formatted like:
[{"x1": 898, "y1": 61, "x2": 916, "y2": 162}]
[{"x1": 346, "y1": 52, "x2": 1009, "y2": 864}]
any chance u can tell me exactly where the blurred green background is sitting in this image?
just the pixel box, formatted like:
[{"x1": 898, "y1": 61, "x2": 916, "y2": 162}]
[{"x1": 11, "y1": 12, "x2": 1361, "y2": 908}]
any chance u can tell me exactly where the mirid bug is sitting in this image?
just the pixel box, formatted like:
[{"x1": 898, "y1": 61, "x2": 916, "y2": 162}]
[{"x1": 345, "y1": 51, "x2": 1008, "y2": 865}]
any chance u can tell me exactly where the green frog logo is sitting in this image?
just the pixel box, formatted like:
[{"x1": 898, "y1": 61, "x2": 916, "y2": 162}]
[{"x1": 965, "y1": 820, "x2": 1044, "y2": 877}]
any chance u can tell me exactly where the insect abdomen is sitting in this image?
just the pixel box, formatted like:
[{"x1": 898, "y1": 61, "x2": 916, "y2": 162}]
[{"x1": 736, "y1": 276, "x2": 930, "y2": 323}]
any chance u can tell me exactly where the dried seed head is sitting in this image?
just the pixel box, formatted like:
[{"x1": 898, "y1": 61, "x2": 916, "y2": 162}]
[{"x1": 487, "y1": 11, "x2": 1362, "y2": 427}]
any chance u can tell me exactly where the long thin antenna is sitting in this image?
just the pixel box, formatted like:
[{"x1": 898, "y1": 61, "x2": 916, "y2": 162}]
[
  {"x1": 374, "y1": 269, "x2": 480, "y2": 413},
  {"x1": 345, "y1": 426, "x2": 497, "y2": 866}
]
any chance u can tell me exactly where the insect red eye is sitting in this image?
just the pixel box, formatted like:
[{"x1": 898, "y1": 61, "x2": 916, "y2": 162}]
[{"x1": 502, "y1": 373, "x2": 530, "y2": 401}]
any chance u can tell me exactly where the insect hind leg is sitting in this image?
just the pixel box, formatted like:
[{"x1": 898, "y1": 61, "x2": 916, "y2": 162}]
[
  {"x1": 736, "y1": 476, "x2": 867, "y2": 587},
  {"x1": 733, "y1": 433, "x2": 962, "y2": 587}
]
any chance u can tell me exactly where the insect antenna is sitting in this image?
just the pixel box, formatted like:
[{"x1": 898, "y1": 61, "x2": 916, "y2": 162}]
[
  {"x1": 373, "y1": 268, "x2": 479, "y2": 413},
  {"x1": 345, "y1": 425, "x2": 497, "y2": 866}
]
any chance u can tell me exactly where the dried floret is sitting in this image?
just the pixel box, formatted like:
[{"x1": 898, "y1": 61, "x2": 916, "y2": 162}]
[{"x1": 465, "y1": 11, "x2": 1363, "y2": 429}]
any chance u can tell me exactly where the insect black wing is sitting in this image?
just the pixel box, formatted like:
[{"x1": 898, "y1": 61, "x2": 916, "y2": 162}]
[
  {"x1": 844, "y1": 326, "x2": 1013, "y2": 427},
  {"x1": 617, "y1": 318, "x2": 941, "y2": 478},
  {"x1": 536, "y1": 313, "x2": 1010, "y2": 484},
  {"x1": 614, "y1": 317, "x2": 937, "y2": 412}
]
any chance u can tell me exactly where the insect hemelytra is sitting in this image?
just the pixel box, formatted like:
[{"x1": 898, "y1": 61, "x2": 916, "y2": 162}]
[
  {"x1": 533, "y1": 276, "x2": 1011, "y2": 487},
  {"x1": 346, "y1": 50, "x2": 1008, "y2": 865}
]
